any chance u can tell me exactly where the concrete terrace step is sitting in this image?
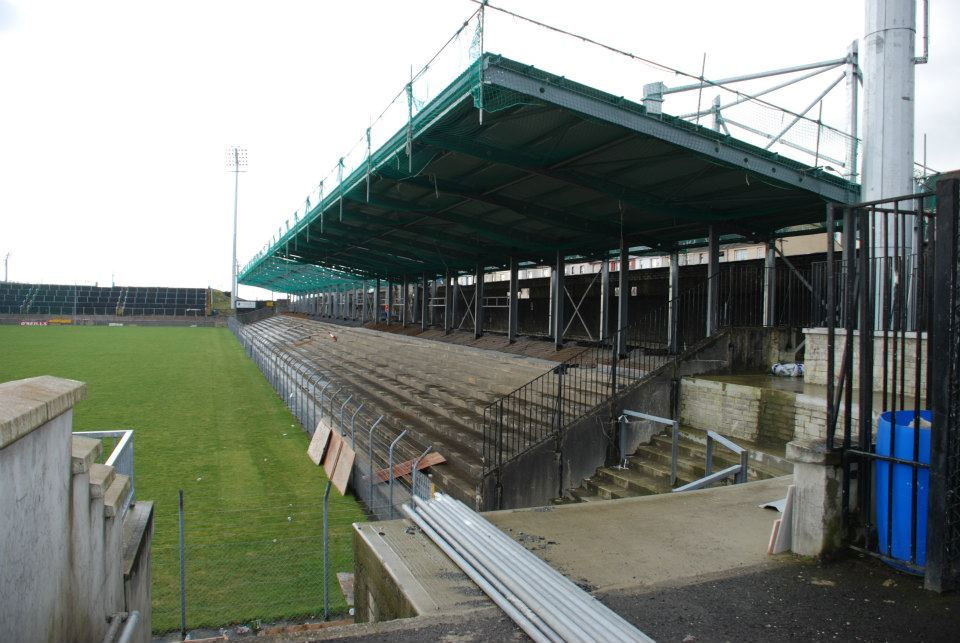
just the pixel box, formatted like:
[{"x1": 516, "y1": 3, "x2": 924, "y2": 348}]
[
  {"x1": 582, "y1": 477, "x2": 642, "y2": 500},
  {"x1": 103, "y1": 473, "x2": 130, "y2": 518},
  {"x1": 88, "y1": 463, "x2": 115, "y2": 499},
  {"x1": 71, "y1": 435, "x2": 102, "y2": 474},
  {"x1": 595, "y1": 466, "x2": 673, "y2": 496}
]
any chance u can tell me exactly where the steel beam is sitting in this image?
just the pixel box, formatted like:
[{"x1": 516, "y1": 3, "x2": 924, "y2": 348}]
[
  {"x1": 553, "y1": 251, "x2": 565, "y2": 349},
  {"x1": 706, "y1": 225, "x2": 720, "y2": 336},
  {"x1": 474, "y1": 265, "x2": 484, "y2": 339},
  {"x1": 668, "y1": 251, "x2": 679, "y2": 352},
  {"x1": 508, "y1": 257, "x2": 519, "y2": 344},
  {"x1": 402, "y1": 274, "x2": 409, "y2": 327},
  {"x1": 599, "y1": 255, "x2": 610, "y2": 342},
  {"x1": 763, "y1": 241, "x2": 776, "y2": 327}
]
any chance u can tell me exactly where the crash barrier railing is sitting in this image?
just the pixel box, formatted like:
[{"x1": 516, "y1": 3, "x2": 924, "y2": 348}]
[
  {"x1": 73, "y1": 429, "x2": 135, "y2": 519},
  {"x1": 672, "y1": 431, "x2": 749, "y2": 492}
]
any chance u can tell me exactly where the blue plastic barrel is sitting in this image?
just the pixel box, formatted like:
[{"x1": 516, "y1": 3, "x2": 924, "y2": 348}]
[{"x1": 875, "y1": 409, "x2": 931, "y2": 569}]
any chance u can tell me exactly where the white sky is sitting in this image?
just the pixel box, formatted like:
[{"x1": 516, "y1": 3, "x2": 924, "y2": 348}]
[{"x1": 0, "y1": 0, "x2": 956, "y2": 299}]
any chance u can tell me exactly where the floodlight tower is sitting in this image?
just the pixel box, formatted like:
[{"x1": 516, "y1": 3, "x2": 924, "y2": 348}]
[
  {"x1": 226, "y1": 147, "x2": 248, "y2": 309},
  {"x1": 3, "y1": 253, "x2": 9, "y2": 282}
]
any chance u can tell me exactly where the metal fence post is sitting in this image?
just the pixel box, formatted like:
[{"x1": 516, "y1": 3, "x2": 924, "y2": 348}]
[
  {"x1": 339, "y1": 395, "x2": 353, "y2": 432},
  {"x1": 178, "y1": 489, "x2": 186, "y2": 637},
  {"x1": 350, "y1": 403, "x2": 364, "y2": 450},
  {"x1": 322, "y1": 480, "x2": 332, "y2": 621},
  {"x1": 671, "y1": 420, "x2": 679, "y2": 487},
  {"x1": 705, "y1": 435, "x2": 714, "y2": 482},
  {"x1": 368, "y1": 416, "x2": 383, "y2": 514},
  {"x1": 388, "y1": 430, "x2": 409, "y2": 519},
  {"x1": 411, "y1": 446, "x2": 432, "y2": 500}
]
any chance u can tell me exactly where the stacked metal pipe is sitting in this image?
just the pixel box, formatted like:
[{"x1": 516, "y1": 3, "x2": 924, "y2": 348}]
[{"x1": 403, "y1": 493, "x2": 653, "y2": 643}]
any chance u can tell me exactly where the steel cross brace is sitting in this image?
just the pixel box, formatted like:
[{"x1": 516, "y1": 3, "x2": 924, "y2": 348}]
[{"x1": 562, "y1": 271, "x2": 600, "y2": 341}]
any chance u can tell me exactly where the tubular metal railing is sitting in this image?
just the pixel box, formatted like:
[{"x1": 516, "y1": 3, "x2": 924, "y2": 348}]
[{"x1": 672, "y1": 431, "x2": 749, "y2": 492}]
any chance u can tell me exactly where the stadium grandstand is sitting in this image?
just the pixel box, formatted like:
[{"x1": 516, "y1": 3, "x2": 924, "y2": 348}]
[{"x1": 0, "y1": 281, "x2": 210, "y2": 317}]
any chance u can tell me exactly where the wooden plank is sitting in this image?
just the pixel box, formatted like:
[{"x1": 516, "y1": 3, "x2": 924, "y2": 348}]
[
  {"x1": 331, "y1": 443, "x2": 355, "y2": 496},
  {"x1": 323, "y1": 432, "x2": 343, "y2": 478},
  {"x1": 307, "y1": 420, "x2": 333, "y2": 465},
  {"x1": 374, "y1": 452, "x2": 446, "y2": 484}
]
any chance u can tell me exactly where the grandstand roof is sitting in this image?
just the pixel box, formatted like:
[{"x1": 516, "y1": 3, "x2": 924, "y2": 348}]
[{"x1": 239, "y1": 54, "x2": 859, "y2": 294}]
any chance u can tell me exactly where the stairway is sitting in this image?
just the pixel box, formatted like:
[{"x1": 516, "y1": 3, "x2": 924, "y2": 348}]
[
  {"x1": 562, "y1": 425, "x2": 793, "y2": 502},
  {"x1": 72, "y1": 435, "x2": 131, "y2": 518}
]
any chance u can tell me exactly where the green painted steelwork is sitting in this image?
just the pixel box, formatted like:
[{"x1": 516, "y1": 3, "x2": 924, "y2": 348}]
[{"x1": 240, "y1": 54, "x2": 859, "y2": 294}]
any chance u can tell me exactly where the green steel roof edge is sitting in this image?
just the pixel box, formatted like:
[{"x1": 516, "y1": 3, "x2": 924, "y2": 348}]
[{"x1": 240, "y1": 52, "x2": 861, "y2": 289}]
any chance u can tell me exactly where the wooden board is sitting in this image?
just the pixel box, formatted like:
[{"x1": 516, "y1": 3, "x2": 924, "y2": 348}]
[
  {"x1": 374, "y1": 452, "x2": 446, "y2": 484},
  {"x1": 323, "y1": 432, "x2": 343, "y2": 480},
  {"x1": 307, "y1": 420, "x2": 333, "y2": 465},
  {"x1": 330, "y1": 443, "x2": 355, "y2": 496}
]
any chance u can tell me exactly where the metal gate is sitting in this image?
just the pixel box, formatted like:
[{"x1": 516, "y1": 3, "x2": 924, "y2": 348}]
[{"x1": 826, "y1": 176, "x2": 960, "y2": 590}]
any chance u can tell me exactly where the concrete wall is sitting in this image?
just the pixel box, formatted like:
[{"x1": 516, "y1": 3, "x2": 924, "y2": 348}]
[
  {"x1": 680, "y1": 378, "x2": 762, "y2": 442},
  {"x1": 0, "y1": 376, "x2": 152, "y2": 642},
  {"x1": 804, "y1": 328, "x2": 927, "y2": 392},
  {"x1": 353, "y1": 525, "x2": 418, "y2": 623}
]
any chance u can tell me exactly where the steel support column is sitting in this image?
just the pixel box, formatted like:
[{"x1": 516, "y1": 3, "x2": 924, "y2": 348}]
[
  {"x1": 402, "y1": 274, "x2": 409, "y2": 327},
  {"x1": 420, "y1": 273, "x2": 428, "y2": 331},
  {"x1": 706, "y1": 225, "x2": 720, "y2": 336},
  {"x1": 763, "y1": 241, "x2": 777, "y2": 327},
  {"x1": 617, "y1": 241, "x2": 629, "y2": 353},
  {"x1": 668, "y1": 250, "x2": 679, "y2": 353},
  {"x1": 508, "y1": 257, "x2": 519, "y2": 344},
  {"x1": 412, "y1": 276, "x2": 420, "y2": 324},
  {"x1": 444, "y1": 271, "x2": 453, "y2": 334},
  {"x1": 451, "y1": 276, "x2": 460, "y2": 334},
  {"x1": 474, "y1": 265, "x2": 484, "y2": 339},
  {"x1": 553, "y1": 250, "x2": 565, "y2": 350},
  {"x1": 374, "y1": 279, "x2": 381, "y2": 324},
  {"x1": 386, "y1": 281, "x2": 393, "y2": 325},
  {"x1": 599, "y1": 255, "x2": 610, "y2": 342}
]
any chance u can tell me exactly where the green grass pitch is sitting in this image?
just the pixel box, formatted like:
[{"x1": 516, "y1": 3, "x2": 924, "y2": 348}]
[{"x1": 0, "y1": 325, "x2": 367, "y2": 632}]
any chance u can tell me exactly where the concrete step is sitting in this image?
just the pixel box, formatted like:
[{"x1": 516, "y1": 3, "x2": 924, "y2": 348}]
[
  {"x1": 103, "y1": 473, "x2": 130, "y2": 518},
  {"x1": 595, "y1": 466, "x2": 671, "y2": 496},
  {"x1": 582, "y1": 477, "x2": 641, "y2": 500},
  {"x1": 568, "y1": 487, "x2": 602, "y2": 503},
  {"x1": 88, "y1": 463, "x2": 115, "y2": 499},
  {"x1": 71, "y1": 435, "x2": 102, "y2": 474}
]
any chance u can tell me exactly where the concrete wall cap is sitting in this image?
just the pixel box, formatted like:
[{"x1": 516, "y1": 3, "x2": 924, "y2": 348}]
[
  {"x1": 0, "y1": 376, "x2": 87, "y2": 449},
  {"x1": 786, "y1": 439, "x2": 841, "y2": 465}
]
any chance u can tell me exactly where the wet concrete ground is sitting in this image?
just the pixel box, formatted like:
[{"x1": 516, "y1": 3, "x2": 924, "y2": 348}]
[{"x1": 275, "y1": 554, "x2": 959, "y2": 642}]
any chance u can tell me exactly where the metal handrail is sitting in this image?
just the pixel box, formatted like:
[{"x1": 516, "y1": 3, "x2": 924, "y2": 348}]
[
  {"x1": 673, "y1": 430, "x2": 749, "y2": 492},
  {"x1": 620, "y1": 410, "x2": 679, "y2": 485}
]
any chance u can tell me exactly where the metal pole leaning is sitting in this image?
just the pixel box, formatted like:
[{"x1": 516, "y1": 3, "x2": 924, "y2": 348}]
[
  {"x1": 388, "y1": 430, "x2": 409, "y2": 519},
  {"x1": 322, "y1": 480, "x2": 332, "y2": 621},
  {"x1": 368, "y1": 416, "x2": 384, "y2": 514},
  {"x1": 350, "y1": 402, "x2": 364, "y2": 450}
]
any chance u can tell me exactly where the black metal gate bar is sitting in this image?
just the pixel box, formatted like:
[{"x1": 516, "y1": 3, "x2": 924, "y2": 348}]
[
  {"x1": 827, "y1": 187, "x2": 941, "y2": 575},
  {"x1": 928, "y1": 176, "x2": 960, "y2": 591}
]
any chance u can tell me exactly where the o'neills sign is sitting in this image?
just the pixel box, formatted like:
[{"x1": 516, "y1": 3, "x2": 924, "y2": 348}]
[{"x1": 20, "y1": 320, "x2": 48, "y2": 326}]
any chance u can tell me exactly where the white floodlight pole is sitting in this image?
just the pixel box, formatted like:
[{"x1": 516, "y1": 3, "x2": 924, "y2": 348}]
[
  {"x1": 3, "y1": 253, "x2": 9, "y2": 282},
  {"x1": 227, "y1": 147, "x2": 248, "y2": 309}
]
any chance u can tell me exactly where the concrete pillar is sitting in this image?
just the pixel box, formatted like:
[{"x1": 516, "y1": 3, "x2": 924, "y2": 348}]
[
  {"x1": 668, "y1": 250, "x2": 679, "y2": 353},
  {"x1": 553, "y1": 250, "x2": 565, "y2": 350},
  {"x1": 599, "y1": 255, "x2": 610, "y2": 342},
  {"x1": 786, "y1": 439, "x2": 843, "y2": 557},
  {"x1": 474, "y1": 265, "x2": 484, "y2": 339},
  {"x1": 508, "y1": 256, "x2": 519, "y2": 344},
  {"x1": 444, "y1": 271, "x2": 453, "y2": 334},
  {"x1": 763, "y1": 241, "x2": 777, "y2": 327},
  {"x1": 706, "y1": 225, "x2": 720, "y2": 336},
  {"x1": 401, "y1": 274, "x2": 408, "y2": 327}
]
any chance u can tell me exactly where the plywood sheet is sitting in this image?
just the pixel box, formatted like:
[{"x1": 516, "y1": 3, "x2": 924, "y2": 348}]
[{"x1": 307, "y1": 419, "x2": 333, "y2": 465}]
